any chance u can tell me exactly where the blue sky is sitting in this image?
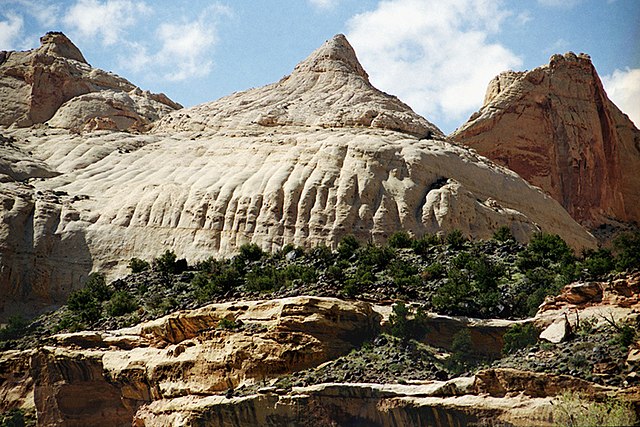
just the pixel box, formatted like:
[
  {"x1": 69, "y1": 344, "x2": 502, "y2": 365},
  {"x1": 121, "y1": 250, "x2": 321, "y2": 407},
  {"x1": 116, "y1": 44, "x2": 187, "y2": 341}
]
[{"x1": 1, "y1": 0, "x2": 638, "y2": 133}]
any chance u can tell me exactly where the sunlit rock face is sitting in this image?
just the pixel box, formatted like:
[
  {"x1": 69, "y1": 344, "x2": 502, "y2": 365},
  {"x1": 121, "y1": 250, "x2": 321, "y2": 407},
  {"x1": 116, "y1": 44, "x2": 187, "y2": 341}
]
[
  {"x1": 453, "y1": 52, "x2": 640, "y2": 229},
  {"x1": 0, "y1": 34, "x2": 595, "y2": 321}
]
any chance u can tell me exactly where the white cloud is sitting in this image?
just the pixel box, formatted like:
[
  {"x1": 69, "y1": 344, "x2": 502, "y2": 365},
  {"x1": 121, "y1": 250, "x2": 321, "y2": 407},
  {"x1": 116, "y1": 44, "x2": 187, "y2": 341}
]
[
  {"x1": 537, "y1": 0, "x2": 581, "y2": 8},
  {"x1": 602, "y1": 68, "x2": 640, "y2": 127},
  {"x1": 309, "y1": 0, "x2": 339, "y2": 10},
  {"x1": 346, "y1": 0, "x2": 522, "y2": 130},
  {"x1": 63, "y1": 0, "x2": 150, "y2": 46},
  {"x1": 0, "y1": 12, "x2": 24, "y2": 50},
  {"x1": 124, "y1": 5, "x2": 231, "y2": 82},
  {"x1": 544, "y1": 38, "x2": 570, "y2": 55},
  {"x1": 14, "y1": 0, "x2": 60, "y2": 27}
]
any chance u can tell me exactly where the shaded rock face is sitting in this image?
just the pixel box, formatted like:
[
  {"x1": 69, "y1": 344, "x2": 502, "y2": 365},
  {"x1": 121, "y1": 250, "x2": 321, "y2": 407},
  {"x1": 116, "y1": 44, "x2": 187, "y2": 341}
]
[
  {"x1": 453, "y1": 52, "x2": 640, "y2": 228},
  {"x1": 0, "y1": 34, "x2": 596, "y2": 320},
  {"x1": 0, "y1": 31, "x2": 180, "y2": 131}
]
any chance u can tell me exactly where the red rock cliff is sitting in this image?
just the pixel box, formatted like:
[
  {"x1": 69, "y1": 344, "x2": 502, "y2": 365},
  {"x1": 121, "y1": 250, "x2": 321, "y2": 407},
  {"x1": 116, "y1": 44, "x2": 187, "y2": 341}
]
[{"x1": 453, "y1": 52, "x2": 640, "y2": 228}]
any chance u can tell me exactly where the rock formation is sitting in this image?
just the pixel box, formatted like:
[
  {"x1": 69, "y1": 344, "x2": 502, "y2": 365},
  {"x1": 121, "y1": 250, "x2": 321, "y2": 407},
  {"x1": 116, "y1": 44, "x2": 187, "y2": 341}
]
[
  {"x1": 0, "y1": 34, "x2": 596, "y2": 320},
  {"x1": 0, "y1": 31, "x2": 181, "y2": 131},
  {"x1": 1, "y1": 280, "x2": 638, "y2": 426},
  {"x1": 452, "y1": 52, "x2": 640, "y2": 228}
]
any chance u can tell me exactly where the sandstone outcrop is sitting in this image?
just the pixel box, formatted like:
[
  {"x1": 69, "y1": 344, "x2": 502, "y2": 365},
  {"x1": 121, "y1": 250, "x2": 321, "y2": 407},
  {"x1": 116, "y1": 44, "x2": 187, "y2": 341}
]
[
  {"x1": 453, "y1": 52, "x2": 640, "y2": 228},
  {"x1": 0, "y1": 31, "x2": 180, "y2": 131},
  {"x1": 3, "y1": 292, "x2": 637, "y2": 426},
  {"x1": 0, "y1": 34, "x2": 596, "y2": 320}
]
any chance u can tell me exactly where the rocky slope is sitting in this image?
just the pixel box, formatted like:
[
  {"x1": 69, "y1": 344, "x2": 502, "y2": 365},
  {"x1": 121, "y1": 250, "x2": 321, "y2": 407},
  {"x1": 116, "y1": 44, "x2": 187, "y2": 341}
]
[
  {"x1": 1, "y1": 275, "x2": 638, "y2": 426},
  {"x1": 0, "y1": 32, "x2": 181, "y2": 132},
  {"x1": 452, "y1": 52, "x2": 640, "y2": 228},
  {"x1": 0, "y1": 34, "x2": 595, "y2": 321}
]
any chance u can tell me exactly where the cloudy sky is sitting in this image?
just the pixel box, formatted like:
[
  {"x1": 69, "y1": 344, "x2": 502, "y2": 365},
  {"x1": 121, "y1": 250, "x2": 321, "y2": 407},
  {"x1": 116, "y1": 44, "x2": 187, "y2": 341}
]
[{"x1": 1, "y1": 0, "x2": 638, "y2": 133}]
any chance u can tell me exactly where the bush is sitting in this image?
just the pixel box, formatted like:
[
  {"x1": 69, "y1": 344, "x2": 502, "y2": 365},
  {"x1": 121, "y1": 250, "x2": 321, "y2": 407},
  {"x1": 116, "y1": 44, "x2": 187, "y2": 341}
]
[
  {"x1": 445, "y1": 229, "x2": 466, "y2": 249},
  {"x1": 493, "y1": 226, "x2": 515, "y2": 242},
  {"x1": 245, "y1": 266, "x2": 284, "y2": 292},
  {"x1": 613, "y1": 231, "x2": 640, "y2": 271},
  {"x1": 389, "y1": 302, "x2": 428, "y2": 342},
  {"x1": 517, "y1": 233, "x2": 574, "y2": 271},
  {"x1": 388, "y1": 231, "x2": 413, "y2": 249},
  {"x1": 67, "y1": 288, "x2": 102, "y2": 323},
  {"x1": 217, "y1": 318, "x2": 238, "y2": 330},
  {"x1": 0, "y1": 408, "x2": 26, "y2": 427},
  {"x1": 84, "y1": 273, "x2": 111, "y2": 302},
  {"x1": 153, "y1": 250, "x2": 178, "y2": 274},
  {"x1": 581, "y1": 248, "x2": 614, "y2": 278},
  {"x1": 502, "y1": 323, "x2": 538, "y2": 355},
  {"x1": 618, "y1": 324, "x2": 636, "y2": 348},
  {"x1": 445, "y1": 329, "x2": 478, "y2": 374},
  {"x1": 358, "y1": 244, "x2": 394, "y2": 270},
  {"x1": 0, "y1": 315, "x2": 27, "y2": 342},
  {"x1": 337, "y1": 235, "x2": 360, "y2": 259},
  {"x1": 552, "y1": 391, "x2": 637, "y2": 427},
  {"x1": 237, "y1": 243, "x2": 265, "y2": 263},
  {"x1": 106, "y1": 291, "x2": 138, "y2": 317},
  {"x1": 412, "y1": 234, "x2": 440, "y2": 256},
  {"x1": 128, "y1": 258, "x2": 150, "y2": 273}
]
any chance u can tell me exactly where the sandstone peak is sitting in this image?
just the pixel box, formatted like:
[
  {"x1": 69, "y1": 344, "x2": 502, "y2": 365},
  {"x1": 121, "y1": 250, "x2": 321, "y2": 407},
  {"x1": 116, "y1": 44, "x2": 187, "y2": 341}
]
[
  {"x1": 38, "y1": 31, "x2": 88, "y2": 64},
  {"x1": 292, "y1": 34, "x2": 369, "y2": 81},
  {"x1": 0, "y1": 32, "x2": 180, "y2": 129},
  {"x1": 453, "y1": 52, "x2": 640, "y2": 229},
  {"x1": 154, "y1": 34, "x2": 443, "y2": 139}
]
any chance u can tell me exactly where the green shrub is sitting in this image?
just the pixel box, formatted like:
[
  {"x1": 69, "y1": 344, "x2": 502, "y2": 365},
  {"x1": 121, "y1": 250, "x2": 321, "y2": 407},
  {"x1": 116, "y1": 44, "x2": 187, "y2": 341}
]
[
  {"x1": 445, "y1": 229, "x2": 466, "y2": 249},
  {"x1": 217, "y1": 318, "x2": 238, "y2": 330},
  {"x1": 67, "y1": 288, "x2": 102, "y2": 323},
  {"x1": 337, "y1": 235, "x2": 360, "y2": 259},
  {"x1": 493, "y1": 226, "x2": 515, "y2": 242},
  {"x1": 237, "y1": 243, "x2": 265, "y2": 263},
  {"x1": 502, "y1": 323, "x2": 538, "y2": 355},
  {"x1": 106, "y1": 291, "x2": 138, "y2": 317},
  {"x1": 618, "y1": 324, "x2": 636, "y2": 348},
  {"x1": 0, "y1": 315, "x2": 27, "y2": 341},
  {"x1": 445, "y1": 329, "x2": 478, "y2": 374},
  {"x1": 613, "y1": 231, "x2": 640, "y2": 271},
  {"x1": 423, "y1": 262, "x2": 444, "y2": 280},
  {"x1": 245, "y1": 266, "x2": 284, "y2": 292},
  {"x1": 581, "y1": 248, "x2": 614, "y2": 278},
  {"x1": 0, "y1": 408, "x2": 26, "y2": 427},
  {"x1": 153, "y1": 250, "x2": 178, "y2": 274},
  {"x1": 412, "y1": 234, "x2": 440, "y2": 256},
  {"x1": 358, "y1": 244, "x2": 394, "y2": 270},
  {"x1": 389, "y1": 302, "x2": 428, "y2": 342},
  {"x1": 388, "y1": 231, "x2": 413, "y2": 249},
  {"x1": 282, "y1": 264, "x2": 317, "y2": 285},
  {"x1": 517, "y1": 233, "x2": 574, "y2": 271},
  {"x1": 84, "y1": 273, "x2": 111, "y2": 302},
  {"x1": 552, "y1": 391, "x2": 637, "y2": 427},
  {"x1": 128, "y1": 258, "x2": 150, "y2": 273}
]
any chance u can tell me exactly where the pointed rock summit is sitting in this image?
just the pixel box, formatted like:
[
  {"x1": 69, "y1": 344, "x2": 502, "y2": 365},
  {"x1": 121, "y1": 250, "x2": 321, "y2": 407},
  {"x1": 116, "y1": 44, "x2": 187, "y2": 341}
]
[
  {"x1": 38, "y1": 31, "x2": 88, "y2": 64},
  {"x1": 292, "y1": 34, "x2": 369, "y2": 80},
  {"x1": 453, "y1": 52, "x2": 640, "y2": 228},
  {"x1": 155, "y1": 34, "x2": 442, "y2": 139},
  {"x1": 0, "y1": 32, "x2": 180, "y2": 130}
]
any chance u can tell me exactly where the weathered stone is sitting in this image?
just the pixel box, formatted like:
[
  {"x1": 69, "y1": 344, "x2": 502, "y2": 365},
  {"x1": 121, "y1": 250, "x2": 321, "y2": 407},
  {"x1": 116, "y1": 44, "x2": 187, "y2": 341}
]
[
  {"x1": 0, "y1": 34, "x2": 596, "y2": 321},
  {"x1": 539, "y1": 318, "x2": 572, "y2": 343},
  {"x1": 453, "y1": 52, "x2": 640, "y2": 229}
]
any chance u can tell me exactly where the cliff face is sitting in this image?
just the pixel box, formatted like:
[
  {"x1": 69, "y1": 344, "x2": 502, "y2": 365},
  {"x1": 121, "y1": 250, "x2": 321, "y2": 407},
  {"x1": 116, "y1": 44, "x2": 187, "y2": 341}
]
[
  {"x1": 453, "y1": 52, "x2": 640, "y2": 228},
  {"x1": 0, "y1": 34, "x2": 595, "y2": 320},
  {"x1": 2, "y1": 279, "x2": 639, "y2": 426}
]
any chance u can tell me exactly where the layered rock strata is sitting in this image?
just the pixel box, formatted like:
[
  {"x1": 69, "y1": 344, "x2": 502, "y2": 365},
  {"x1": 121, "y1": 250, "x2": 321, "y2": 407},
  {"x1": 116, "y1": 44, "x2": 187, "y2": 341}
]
[{"x1": 453, "y1": 52, "x2": 640, "y2": 228}]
